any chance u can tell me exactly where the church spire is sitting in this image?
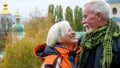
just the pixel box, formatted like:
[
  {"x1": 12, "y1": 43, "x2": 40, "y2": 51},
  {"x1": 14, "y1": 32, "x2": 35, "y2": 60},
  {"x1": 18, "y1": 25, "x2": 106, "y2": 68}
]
[
  {"x1": 0, "y1": 2, "x2": 11, "y2": 14},
  {"x1": 16, "y1": 12, "x2": 20, "y2": 22}
]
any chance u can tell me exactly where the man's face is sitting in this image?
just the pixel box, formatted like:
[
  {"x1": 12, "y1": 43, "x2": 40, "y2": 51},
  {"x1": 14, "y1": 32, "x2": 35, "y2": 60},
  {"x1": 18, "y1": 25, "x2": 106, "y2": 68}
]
[{"x1": 82, "y1": 5, "x2": 100, "y2": 33}]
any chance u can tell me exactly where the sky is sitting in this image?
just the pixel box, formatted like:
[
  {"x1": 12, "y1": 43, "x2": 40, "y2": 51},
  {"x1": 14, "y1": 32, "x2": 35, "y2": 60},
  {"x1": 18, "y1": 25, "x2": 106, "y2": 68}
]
[{"x1": 0, "y1": 0, "x2": 90, "y2": 18}]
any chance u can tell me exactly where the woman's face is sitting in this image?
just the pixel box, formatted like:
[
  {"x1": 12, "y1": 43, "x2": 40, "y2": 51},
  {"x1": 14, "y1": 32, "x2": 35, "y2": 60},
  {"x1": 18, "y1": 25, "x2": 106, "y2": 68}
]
[{"x1": 60, "y1": 28, "x2": 77, "y2": 45}]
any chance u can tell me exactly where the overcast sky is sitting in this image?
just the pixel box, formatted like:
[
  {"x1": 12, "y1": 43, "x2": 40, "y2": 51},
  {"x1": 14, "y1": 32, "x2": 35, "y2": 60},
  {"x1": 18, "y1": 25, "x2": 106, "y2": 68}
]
[{"x1": 0, "y1": 0, "x2": 90, "y2": 18}]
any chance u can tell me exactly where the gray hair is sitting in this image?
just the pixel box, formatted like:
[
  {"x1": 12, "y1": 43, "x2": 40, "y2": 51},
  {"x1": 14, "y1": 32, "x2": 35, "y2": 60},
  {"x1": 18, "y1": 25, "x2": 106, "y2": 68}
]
[
  {"x1": 46, "y1": 21, "x2": 71, "y2": 47},
  {"x1": 84, "y1": 0, "x2": 111, "y2": 20}
]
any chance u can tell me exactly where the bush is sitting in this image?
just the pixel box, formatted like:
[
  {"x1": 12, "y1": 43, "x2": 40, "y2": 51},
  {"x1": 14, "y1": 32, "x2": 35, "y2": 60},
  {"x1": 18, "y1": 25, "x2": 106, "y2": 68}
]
[
  {"x1": 0, "y1": 12, "x2": 53, "y2": 68},
  {"x1": 0, "y1": 37, "x2": 41, "y2": 68}
]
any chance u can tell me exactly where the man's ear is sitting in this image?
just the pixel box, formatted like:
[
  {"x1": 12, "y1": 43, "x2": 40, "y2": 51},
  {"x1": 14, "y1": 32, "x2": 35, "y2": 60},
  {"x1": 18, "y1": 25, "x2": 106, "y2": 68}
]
[{"x1": 97, "y1": 12, "x2": 103, "y2": 20}]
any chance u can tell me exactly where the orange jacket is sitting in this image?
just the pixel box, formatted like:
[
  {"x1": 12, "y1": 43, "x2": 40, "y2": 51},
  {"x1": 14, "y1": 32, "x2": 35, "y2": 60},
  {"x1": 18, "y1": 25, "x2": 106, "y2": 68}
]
[{"x1": 34, "y1": 43, "x2": 81, "y2": 68}]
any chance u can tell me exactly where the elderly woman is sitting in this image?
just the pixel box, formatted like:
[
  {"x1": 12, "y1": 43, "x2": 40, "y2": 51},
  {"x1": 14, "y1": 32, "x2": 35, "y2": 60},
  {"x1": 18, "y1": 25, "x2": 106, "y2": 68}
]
[{"x1": 34, "y1": 21, "x2": 81, "y2": 68}]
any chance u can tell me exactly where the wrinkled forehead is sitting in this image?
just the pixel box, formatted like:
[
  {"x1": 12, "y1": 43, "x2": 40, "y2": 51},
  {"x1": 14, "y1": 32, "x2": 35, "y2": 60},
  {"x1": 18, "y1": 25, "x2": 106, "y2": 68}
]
[{"x1": 83, "y1": 5, "x2": 92, "y2": 15}]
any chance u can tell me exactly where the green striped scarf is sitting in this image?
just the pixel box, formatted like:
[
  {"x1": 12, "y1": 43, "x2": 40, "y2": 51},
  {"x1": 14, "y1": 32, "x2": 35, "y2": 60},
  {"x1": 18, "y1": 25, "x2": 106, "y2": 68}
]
[{"x1": 78, "y1": 19, "x2": 120, "y2": 68}]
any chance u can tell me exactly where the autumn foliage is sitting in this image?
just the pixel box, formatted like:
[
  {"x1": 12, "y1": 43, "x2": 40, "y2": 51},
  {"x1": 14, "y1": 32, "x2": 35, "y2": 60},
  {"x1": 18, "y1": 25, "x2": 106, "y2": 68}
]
[{"x1": 0, "y1": 13, "x2": 53, "y2": 68}]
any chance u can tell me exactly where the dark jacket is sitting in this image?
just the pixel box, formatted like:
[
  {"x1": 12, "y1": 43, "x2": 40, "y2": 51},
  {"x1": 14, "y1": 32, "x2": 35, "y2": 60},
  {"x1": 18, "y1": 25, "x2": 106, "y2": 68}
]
[
  {"x1": 78, "y1": 37, "x2": 120, "y2": 68},
  {"x1": 34, "y1": 43, "x2": 81, "y2": 68}
]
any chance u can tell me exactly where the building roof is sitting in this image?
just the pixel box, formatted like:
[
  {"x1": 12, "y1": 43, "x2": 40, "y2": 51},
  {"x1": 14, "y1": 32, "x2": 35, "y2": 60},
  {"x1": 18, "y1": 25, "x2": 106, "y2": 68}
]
[
  {"x1": 12, "y1": 22, "x2": 24, "y2": 35},
  {"x1": 0, "y1": 2, "x2": 11, "y2": 15},
  {"x1": 112, "y1": 17, "x2": 120, "y2": 22},
  {"x1": 106, "y1": 0, "x2": 120, "y2": 3},
  {"x1": 75, "y1": 31, "x2": 86, "y2": 39},
  {"x1": 12, "y1": 12, "x2": 24, "y2": 35}
]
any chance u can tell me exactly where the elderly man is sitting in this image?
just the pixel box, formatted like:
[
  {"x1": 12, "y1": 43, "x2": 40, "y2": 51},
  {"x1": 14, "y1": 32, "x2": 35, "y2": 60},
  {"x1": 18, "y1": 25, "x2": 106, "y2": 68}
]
[{"x1": 78, "y1": 0, "x2": 120, "y2": 68}]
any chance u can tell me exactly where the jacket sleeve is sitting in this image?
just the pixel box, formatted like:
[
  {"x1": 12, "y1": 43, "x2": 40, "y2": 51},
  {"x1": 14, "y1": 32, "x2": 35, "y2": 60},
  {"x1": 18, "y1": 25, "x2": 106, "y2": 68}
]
[
  {"x1": 41, "y1": 56, "x2": 60, "y2": 68},
  {"x1": 111, "y1": 37, "x2": 120, "y2": 68},
  {"x1": 33, "y1": 43, "x2": 46, "y2": 57}
]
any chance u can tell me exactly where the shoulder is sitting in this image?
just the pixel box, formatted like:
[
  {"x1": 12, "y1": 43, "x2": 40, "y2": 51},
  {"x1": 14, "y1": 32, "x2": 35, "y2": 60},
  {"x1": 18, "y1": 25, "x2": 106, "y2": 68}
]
[
  {"x1": 113, "y1": 36, "x2": 120, "y2": 47},
  {"x1": 111, "y1": 37, "x2": 120, "y2": 67},
  {"x1": 77, "y1": 36, "x2": 83, "y2": 46},
  {"x1": 34, "y1": 43, "x2": 46, "y2": 56},
  {"x1": 113, "y1": 37, "x2": 120, "y2": 53}
]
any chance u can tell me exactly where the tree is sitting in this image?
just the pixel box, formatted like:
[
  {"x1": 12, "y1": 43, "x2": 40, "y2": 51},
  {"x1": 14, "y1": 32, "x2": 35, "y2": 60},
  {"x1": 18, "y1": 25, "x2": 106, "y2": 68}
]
[
  {"x1": 35, "y1": 14, "x2": 53, "y2": 45},
  {"x1": 0, "y1": 16, "x2": 13, "y2": 36},
  {"x1": 54, "y1": 5, "x2": 63, "y2": 23},
  {"x1": 0, "y1": 9, "x2": 53, "y2": 68},
  {"x1": 0, "y1": 15, "x2": 13, "y2": 51},
  {"x1": 74, "y1": 6, "x2": 84, "y2": 31},
  {"x1": 65, "y1": 6, "x2": 74, "y2": 29},
  {"x1": 48, "y1": 4, "x2": 54, "y2": 15},
  {"x1": 0, "y1": 34, "x2": 5, "y2": 51},
  {"x1": 57, "y1": 5, "x2": 63, "y2": 22},
  {"x1": 24, "y1": 17, "x2": 40, "y2": 38},
  {"x1": 48, "y1": 4, "x2": 55, "y2": 24},
  {"x1": 47, "y1": 5, "x2": 84, "y2": 31}
]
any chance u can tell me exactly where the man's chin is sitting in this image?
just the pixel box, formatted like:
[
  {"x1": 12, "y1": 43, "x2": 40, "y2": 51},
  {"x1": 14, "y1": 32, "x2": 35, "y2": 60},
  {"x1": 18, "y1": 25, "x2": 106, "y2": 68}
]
[{"x1": 86, "y1": 29, "x2": 93, "y2": 34}]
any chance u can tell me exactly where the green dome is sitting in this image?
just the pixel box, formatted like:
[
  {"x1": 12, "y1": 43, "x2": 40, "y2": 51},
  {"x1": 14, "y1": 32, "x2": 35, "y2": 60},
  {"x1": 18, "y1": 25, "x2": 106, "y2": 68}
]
[{"x1": 12, "y1": 22, "x2": 24, "y2": 34}]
